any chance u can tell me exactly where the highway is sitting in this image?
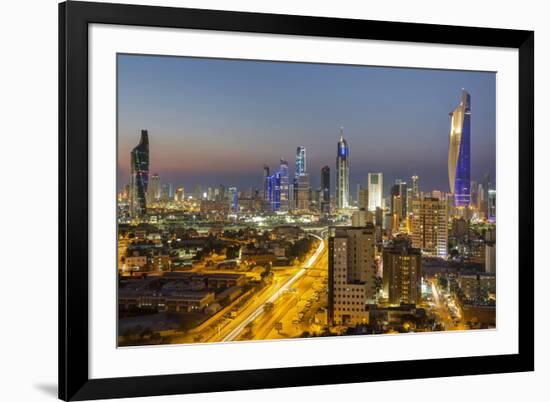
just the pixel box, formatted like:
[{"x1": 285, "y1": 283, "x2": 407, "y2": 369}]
[
  {"x1": 218, "y1": 233, "x2": 326, "y2": 342},
  {"x1": 235, "y1": 247, "x2": 328, "y2": 341}
]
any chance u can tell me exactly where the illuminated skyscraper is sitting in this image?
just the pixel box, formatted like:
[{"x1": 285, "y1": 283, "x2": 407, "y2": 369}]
[
  {"x1": 129, "y1": 129, "x2": 149, "y2": 218},
  {"x1": 411, "y1": 197, "x2": 448, "y2": 258},
  {"x1": 321, "y1": 165, "x2": 330, "y2": 214},
  {"x1": 296, "y1": 173, "x2": 310, "y2": 211},
  {"x1": 448, "y1": 89, "x2": 471, "y2": 207},
  {"x1": 278, "y1": 159, "x2": 290, "y2": 211},
  {"x1": 336, "y1": 128, "x2": 350, "y2": 210},
  {"x1": 383, "y1": 238, "x2": 422, "y2": 305},
  {"x1": 295, "y1": 146, "x2": 306, "y2": 177},
  {"x1": 391, "y1": 179, "x2": 407, "y2": 219},
  {"x1": 266, "y1": 159, "x2": 290, "y2": 212},
  {"x1": 294, "y1": 146, "x2": 309, "y2": 211},
  {"x1": 411, "y1": 175, "x2": 419, "y2": 200},
  {"x1": 228, "y1": 186, "x2": 238, "y2": 212},
  {"x1": 367, "y1": 173, "x2": 383, "y2": 212}
]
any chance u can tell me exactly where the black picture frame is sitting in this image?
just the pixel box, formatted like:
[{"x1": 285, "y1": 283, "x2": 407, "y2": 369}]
[{"x1": 59, "y1": 1, "x2": 534, "y2": 400}]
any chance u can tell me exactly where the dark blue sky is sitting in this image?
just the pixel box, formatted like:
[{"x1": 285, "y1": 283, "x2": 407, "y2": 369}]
[{"x1": 118, "y1": 54, "x2": 496, "y2": 196}]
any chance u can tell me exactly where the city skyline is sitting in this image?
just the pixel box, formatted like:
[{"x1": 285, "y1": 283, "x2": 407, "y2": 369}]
[{"x1": 117, "y1": 54, "x2": 496, "y2": 194}]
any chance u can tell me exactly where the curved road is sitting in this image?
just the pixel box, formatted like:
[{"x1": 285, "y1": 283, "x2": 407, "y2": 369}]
[{"x1": 220, "y1": 233, "x2": 325, "y2": 342}]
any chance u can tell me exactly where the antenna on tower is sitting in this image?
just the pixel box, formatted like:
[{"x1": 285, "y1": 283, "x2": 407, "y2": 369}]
[{"x1": 339, "y1": 126, "x2": 344, "y2": 140}]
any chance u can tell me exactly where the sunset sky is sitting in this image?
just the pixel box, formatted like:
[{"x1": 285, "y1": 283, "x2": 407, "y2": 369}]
[{"x1": 117, "y1": 54, "x2": 496, "y2": 195}]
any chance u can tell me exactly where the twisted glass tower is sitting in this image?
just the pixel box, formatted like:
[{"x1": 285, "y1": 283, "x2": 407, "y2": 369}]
[
  {"x1": 336, "y1": 128, "x2": 350, "y2": 210},
  {"x1": 129, "y1": 129, "x2": 149, "y2": 218},
  {"x1": 448, "y1": 90, "x2": 471, "y2": 207}
]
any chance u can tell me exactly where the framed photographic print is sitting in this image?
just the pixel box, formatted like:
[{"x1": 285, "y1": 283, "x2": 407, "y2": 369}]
[{"x1": 59, "y1": 1, "x2": 534, "y2": 400}]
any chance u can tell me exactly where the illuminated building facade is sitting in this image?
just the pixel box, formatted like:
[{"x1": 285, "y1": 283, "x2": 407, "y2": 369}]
[
  {"x1": 328, "y1": 225, "x2": 377, "y2": 326},
  {"x1": 228, "y1": 186, "x2": 238, "y2": 212},
  {"x1": 383, "y1": 238, "x2": 422, "y2": 305},
  {"x1": 367, "y1": 173, "x2": 383, "y2": 212},
  {"x1": 294, "y1": 146, "x2": 309, "y2": 211},
  {"x1": 448, "y1": 89, "x2": 471, "y2": 207},
  {"x1": 411, "y1": 197, "x2": 448, "y2": 258},
  {"x1": 336, "y1": 128, "x2": 350, "y2": 210},
  {"x1": 129, "y1": 129, "x2": 149, "y2": 218}
]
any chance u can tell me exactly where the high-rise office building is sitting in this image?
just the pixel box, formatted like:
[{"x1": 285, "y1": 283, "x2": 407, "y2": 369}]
[
  {"x1": 336, "y1": 128, "x2": 350, "y2": 210},
  {"x1": 278, "y1": 159, "x2": 290, "y2": 211},
  {"x1": 411, "y1": 175, "x2": 420, "y2": 200},
  {"x1": 147, "y1": 173, "x2": 160, "y2": 203},
  {"x1": 228, "y1": 186, "x2": 238, "y2": 212},
  {"x1": 129, "y1": 129, "x2": 149, "y2": 218},
  {"x1": 328, "y1": 224, "x2": 377, "y2": 326},
  {"x1": 321, "y1": 165, "x2": 330, "y2": 214},
  {"x1": 448, "y1": 89, "x2": 471, "y2": 207},
  {"x1": 391, "y1": 179, "x2": 407, "y2": 219},
  {"x1": 383, "y1": 238, "x2": 422, "y2": 305},
  {"x1": 296, "y1": 173, "x2": 310, "y2": 211},
  {"x1": 266, "y1": 159, "x2": 290, "y2": 212},
  {"x1": 367, "y1": 173, "x2": 383, "y2": 212},
  {"x1": 293, "y1": 146, "x2": 309, "y2": 211},
  {"x1": 411, "y1": 197, "x2": 448, "y2": 258},
  {"x1": 295, "y1": 146, "x2": 306, "y2": 177}
]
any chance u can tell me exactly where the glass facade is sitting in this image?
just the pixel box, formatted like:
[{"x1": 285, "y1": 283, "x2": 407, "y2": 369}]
[
  {"x1": 129, "y1": 129, "x2": 149, "y2": 218},
  {"x1": 448, "y1": 90, "x2": 471, "y2": 207},
  {"x1": 336, "y1": 128, "x2": 350, "y2": 210}
]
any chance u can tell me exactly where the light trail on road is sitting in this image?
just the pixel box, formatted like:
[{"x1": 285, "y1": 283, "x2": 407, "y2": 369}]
[{"x1": 220, "y1": 234, "x2": 325, "y2": 342}]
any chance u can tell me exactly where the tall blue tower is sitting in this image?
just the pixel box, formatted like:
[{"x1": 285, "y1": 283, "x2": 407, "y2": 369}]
[{"x1": 448, "y1": 90, "x2": 471, "y2": 207}]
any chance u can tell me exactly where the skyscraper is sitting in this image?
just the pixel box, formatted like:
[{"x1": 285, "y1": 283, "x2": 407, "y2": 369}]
[
  {"x1": 228, "y1": 186, "x2": 238, "y2": 212},
  {"x1": 278, "y1": 159, "x2": 290, "y2": 211},
  {"x1": 328, "y1": 224, "x2": 377, "y2": 326},
  {"x1": 448, "y1": 89, "x2": 471, "y2": 207},
  {"x1": 391, "y1": 179, "x2": 407, "y2": 219},
  {"x1": 383, "y1": 238, "x2": 422, "y2": 305},
  {"x1": 367, "y1": 173, "x2": 383, "y2": 212},
  {"x1": 336, "y1": 128, "x2": 350, "y2": 210},
  {"x1": 294, "y1": 146, "x2": 309, "y2": 211},
  {"x1": 295, "y1": 146, "x2": 306, "y2": 177},
  {"x1": 147, "y1": 173, "x2": 160, "y2": 203},
  {"x1": 296, "y1": 173, "x2": 310, "y2": 211},
  {"x1": 129, "y1": 129, "x2": 149, "y2": 218},
  {"x1": 411, "y1": 197, "x2": 448, "y2": 258},
  {"x1": 411, "y1": 175, "x2": 419, "y2": 200},
  {"x1": 321, "y1": 165, "x2": 330, "y2": 214}
]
